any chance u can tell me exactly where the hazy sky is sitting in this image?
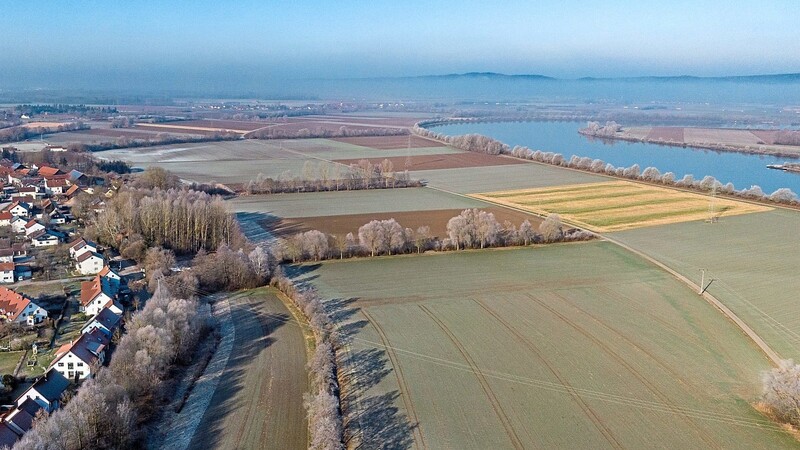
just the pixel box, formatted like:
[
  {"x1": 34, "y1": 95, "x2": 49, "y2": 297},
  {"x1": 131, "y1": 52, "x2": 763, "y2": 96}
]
[{"x1": 1, "y1": 0, "x2": 799, "y2": 89}]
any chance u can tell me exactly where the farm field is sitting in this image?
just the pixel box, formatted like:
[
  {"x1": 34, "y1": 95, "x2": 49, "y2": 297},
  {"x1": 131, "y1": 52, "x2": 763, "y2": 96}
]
[
  {"x1": 333, "y1": 152, "x2": 528, "y2": 171},
  {"x1": 189, "y1": 288, "x2": 308, "y2": 450},
  {"x1": 264, "y1": 206, "x2": 542, "y2": 239},
  {"x1": 472, "y1": 180, "x2": 771, "y2": 232},
  {"x1": 330, "y1": 135, "x2": 445, "y2": 149},
  {"x1": 295, "y1": 242, "x2": 794, "y2": 448},
  {"x1": 611, "y1": 207, "x2": 800, "y2": 361},
  {"x1": 619, "y1": 126, "x2": 800, "y2": 155},
  {"x1": 420, "y1": 162, "x2": 608, "y2": 193}
]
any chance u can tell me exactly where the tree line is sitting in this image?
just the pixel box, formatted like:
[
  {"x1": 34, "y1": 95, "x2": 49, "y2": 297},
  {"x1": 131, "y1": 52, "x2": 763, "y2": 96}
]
[
  {"x1": 275, "y1": 210, "x2": 592, "y2": 263},
  {"x1": 244, "y1": 160, "x2": 420, "y2": 194},
  {"x1": 413, "y1": 121, "x2": 800, "y2": 207},
  {"x1": 14, "y1": 284, "x2": 208, "y2": 449},
  {"x1": 246, "y1": 125, "x2": 408, "y2": 140},
  {"x1": 0, "y1": 122, "x2": 87, "y2": 144}
]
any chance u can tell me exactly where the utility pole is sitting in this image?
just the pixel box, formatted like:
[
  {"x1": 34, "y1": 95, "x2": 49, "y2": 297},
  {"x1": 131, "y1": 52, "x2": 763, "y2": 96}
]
[{"x1": 699, "y1": 268, "x2": 706, "y2": 294}]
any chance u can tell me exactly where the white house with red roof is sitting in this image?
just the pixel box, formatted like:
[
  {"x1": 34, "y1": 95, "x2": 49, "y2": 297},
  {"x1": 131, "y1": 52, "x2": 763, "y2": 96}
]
[
  {"x1": 23, "y1": 219, "x2": 44, "y2": 237},
  {"x1": 0, "y1": 263, "x2": 14, "y2": 284},
  {"x1": 50, "y1": 329, "x2": 108, "y2": 380},
  {"x1": 44, "y1": 178, "x2": 69, "y2": 195},
  {"x1": 0, "y1": 211, "x2": 12, "y2": 227},
  {"x1": 80, "y1": 275, "x2": 122, "y2": 317},
  {"x1": 29, "y1": 230, "x2": 59, "y2": 247},
  {"x1": 0, "y1": 286, "x2": 47, "y2": 324},
  {"x1": 75, "y1": 251, "x2": 104, "y2": 275},
  {"x1": 5, "y1": 201, "x2": 30, "y2": 219},
  {"x1": 69, "y1": 238, "x2": 98, "y2": 260},
  {"x1": 10, "y1": 217, "x2": 26, "y2": 234}
]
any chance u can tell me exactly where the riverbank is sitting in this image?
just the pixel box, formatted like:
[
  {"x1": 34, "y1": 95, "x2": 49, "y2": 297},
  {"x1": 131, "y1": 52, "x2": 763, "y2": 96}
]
[{"x1": 579, "y1": 126, "x2": 800, "y2": 159}]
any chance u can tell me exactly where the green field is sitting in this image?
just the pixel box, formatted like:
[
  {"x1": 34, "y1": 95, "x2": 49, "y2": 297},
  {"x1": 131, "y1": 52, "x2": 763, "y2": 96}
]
[
  {"x1": 230, "y1": 187, "x2": 487, "y2": 218},
  {"x1": 612, "y1": 208, "x2": 800, "y2": 361},
  {"x1": 420, "y1": 162, "x2": 608, "y2": 193},
  {"x1": 294, "y1": 242, "x2": 795, "y2": 448}
]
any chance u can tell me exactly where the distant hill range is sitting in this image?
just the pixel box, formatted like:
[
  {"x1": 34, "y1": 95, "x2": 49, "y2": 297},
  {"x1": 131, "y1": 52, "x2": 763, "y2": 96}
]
[{"x1": 370, "y1": 72, "x2": 800, "y2": 83}]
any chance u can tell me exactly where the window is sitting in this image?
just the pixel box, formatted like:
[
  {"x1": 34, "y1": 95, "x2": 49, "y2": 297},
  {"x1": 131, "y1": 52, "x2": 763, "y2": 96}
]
[
  {"x1": 77, "y1": 362, "x2": 83, "y2": 367},
  {"x1": 58, "y1": 362, "x2": 64, "y2": 367},
  {"x1": 67, "y1": 362, "x2": 73, "y2": 370},
  {"x1": 68, "y1": 371, "x2": 73, "y2": 378}
]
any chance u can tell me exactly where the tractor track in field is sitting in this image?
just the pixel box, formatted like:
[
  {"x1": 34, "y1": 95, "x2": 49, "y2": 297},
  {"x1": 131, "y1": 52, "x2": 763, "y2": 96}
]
[
  {"x1": 474, "y1": 299, "x2": 623, "y2": 450},
  {"x1": 419, "y1": 304, "x2": 525, "y2": 450},
  {"x1": 361, "y1": 309, "x2": 429, "y2": 450},
  {"x1": 528, "y1": 292, "x2": 722, "y2": 450}
]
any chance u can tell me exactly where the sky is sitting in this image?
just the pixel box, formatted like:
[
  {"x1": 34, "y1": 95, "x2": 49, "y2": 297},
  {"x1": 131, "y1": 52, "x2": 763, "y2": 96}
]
[{"x1": 1, "y1": 0, "x2": 799, "y2": 91}]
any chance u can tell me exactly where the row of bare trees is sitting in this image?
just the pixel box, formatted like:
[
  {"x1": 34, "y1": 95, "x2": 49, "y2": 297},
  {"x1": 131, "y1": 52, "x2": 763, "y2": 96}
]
[
  {"x1": 247, "y1": 125, "x2": 407, "y2": 140},
  {"x1": 761, "y1": 360, "x2": 800, "y2": 428},
  {"x1": 581, "y1": 121, "x2": 622, "y2": 137},
  {"x1": 414, "y1": 121, "x2": 800, "y2": 206},
  {"x1": 271, "y1": 271, "x2": 343, "y2": 450},
  {"x1": 244, "y1": 159, "x2": 420, "y2": 194},
  {"x1": 275, "y1": 210, "x2": 593, "y2": 263},
  {"x1": 91, "y1": 186, "x2": 246, "y2": 255},
  {"x1": 15, "y1": 285, "x2": 209, "y2": 449}
]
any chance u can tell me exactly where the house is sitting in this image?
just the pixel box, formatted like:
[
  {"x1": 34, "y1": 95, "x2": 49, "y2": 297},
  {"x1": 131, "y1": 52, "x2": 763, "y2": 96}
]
[
  {"x1": 50, "y1": 330, "x2": 109, "y2": 380},
  {"x1": 0, "y1": 248, "x2": 13, "y2": 263},
  {"x1": 68, "y1": 170, "x2": 89, "y2": 186},
  {"x1": 29, "y1": 230, "x2": 59, "y2": 247},
  {"x1": 0, "y1": 423, "x2": 19, "y2": 448},
  {"x1": 80, "y1": 275, "x2": 122, "y2": 317},
  {"x1": 64, "y1": 184, "x2": 81, "y2": 199},
  {"x1": 12, "y1": 243, "x2": 27, "y2": 258},
  {"x1": 3, "y1": 398, "x2": 38, "y2": 437},
  {"x1": 0, "y1": 211, "x2": 12, "y2": 226},
  {"x1": 48, "y1": 209, "x2": 67, "y2": 224},
  {"x1": 81, "y1": 307, "x2": 122, "y2": 338},
  {"x1": 99, "y1": 265, "x2": 122, "y2": 282},
  {"x1": 5, "y1": 201, "x2": 30, "y2": 218},
  {"x1": 23, "y1": 219, "x2": 45, "y2": 237},
  {"x1": 44, "y1": 178, "x2": 69, "y2": 195},
  {"x1": 45, "y1": 145, "x2": 67, "y2": 153},
  {"x1": 69, "y1": 238, "x2": 98, "y2": 260},
  {"x1": 0, "y1": 263, "x2": 14, "y2": 283},
  {"x1": 14, "y1": 265, "x2": 31, "y2": 282},
  {"x1": 36, "y1": 166, "x2": 62, "y2": 178},
  {"x1": 75, "y1": 251, "x2": 104, "y2": 275},
  {"x1": 15, "y1": 371, "x2": 69, "y2": 412},
  {"x1": 0, "y1": 286, "x2": 47, "y2": 323},
  {"x1": 10, "y1": 217, "x2": 27, "y2": 234}
]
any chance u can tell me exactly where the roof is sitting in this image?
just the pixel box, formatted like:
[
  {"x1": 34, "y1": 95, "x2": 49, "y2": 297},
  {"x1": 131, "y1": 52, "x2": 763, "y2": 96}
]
[
  {"x1": 69, "y1": 169, "x2": 86, "y2": 181},
  {"x1": 0, "y1": 286, "x2": 30, "y2": 321},
  {"x1": 46, "y1": 178, "x2": 69, "y2": 188},
  {"x1": 98, "y1": 266, "x2": 119, "y2": 278},
  {"x1": 80, "y1": 274, "x2": 117, "y2": 307},
  {"x1": 0, "y1": 211, "x2": 11, "y2": 220},
  {"x1": 36, "y1": 166, "x2": 62, "y2": 177},
  {"x1": 0, "y1": 423, "x2": 19, "y2": 448},
  {"x1": 65, "y1": 185, "x2": 80, "y2": 196},
  {"x1": 83, "y1": 307, "x2": 122, "y2": 333},
  {"x1": 52, "y1": 330, "x2": 108, "y2": 368},
  {"x1": 0, "y1": 263, "x2": 15, "y2": 273},
  {"x1": 5, "y1": 407, "x2": 35, "y2": 435},
  {"x1": 0, "y1": 248, "x2": 13, "y2": 258},
  {"x1": 29, "y1": 371, "x2": 69, "y2": 402},
  {"x1": 76, "y1": 251, "x2": 102, "y2": 263},
  {"x1": 5, "y1": 201, "x2": 29, "y2": 211},
  {"x1": 24, "y1": 219, "x2": 41, "y2": 229},
  {"x1": 29, "y1": 230, "x2": 56, "y2": 241}
]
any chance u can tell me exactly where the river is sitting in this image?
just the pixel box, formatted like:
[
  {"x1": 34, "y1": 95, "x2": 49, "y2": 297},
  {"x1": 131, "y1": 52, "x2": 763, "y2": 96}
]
[{"x1": 431, "y1": 121, "x2": 800, "y2": 194}]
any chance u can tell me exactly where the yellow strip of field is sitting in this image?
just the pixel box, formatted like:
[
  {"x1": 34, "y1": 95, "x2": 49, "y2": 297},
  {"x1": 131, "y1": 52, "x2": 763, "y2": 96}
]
[{"x1": 471, "y1": 180, "x2": 772, "y2": 232}]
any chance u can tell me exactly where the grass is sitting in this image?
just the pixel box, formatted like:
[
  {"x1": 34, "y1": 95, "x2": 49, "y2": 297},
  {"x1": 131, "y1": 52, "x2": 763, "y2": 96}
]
[
  {"x1": 473, "y1": 180, "x2": 771, "y2": 232},
  {"x1": 612, "y1": 207, "x2": 800, "y2": 361},
  {"x1": 0, "y1": 351, "x2": 24, "y2": 376},
  {"x1": 293, "y1": 242, "x2": 796, "y2": 448}
]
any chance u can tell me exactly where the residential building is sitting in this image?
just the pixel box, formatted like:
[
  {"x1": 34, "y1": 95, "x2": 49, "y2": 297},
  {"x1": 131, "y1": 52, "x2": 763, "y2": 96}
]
[
  {"x1": 10, "y1": 217, "x2": 26, "y2": 234},
  {"x1": 0, "y1": 286, "x2": 47, "y2": 323},
  {"x1": 5, "y1": 201, "x2": 30, "y2": 218},
  {"x1": 0, "y1": 263, "x2": 14, "y2": 283},
  {"x1": 29, "y1": 230, "x2": 59, "y2": 247},
  {"x1": 15, "y1": 371, "x2": 69, "y2": 412},
  {"x1": 50, "y1": 330, "x2": 108, "y2": 380},
  {"x1": 69, "y1": 238, "x2": 98, "y2": 260},
  {"x1": 80, "y1": 275, "x2": 122, "y2": 317},
  {"x1": 81, "y1": 307, "x2": 122, "y2": 338},
  {"x1": 23, "y1": 219, "x2": 44, "y2": 237},
  {"x1": 0, "y1": 211, "x2": 12, "y2": 226},
  {"x1": 75, "y1": 251, "x2": 104, "y2": 275}
]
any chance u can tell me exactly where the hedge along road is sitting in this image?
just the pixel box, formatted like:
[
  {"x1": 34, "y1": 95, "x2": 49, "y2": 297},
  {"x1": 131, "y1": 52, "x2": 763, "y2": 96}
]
[{"x1": 425, "y1": 182, "x2": 783, "y2": 367}]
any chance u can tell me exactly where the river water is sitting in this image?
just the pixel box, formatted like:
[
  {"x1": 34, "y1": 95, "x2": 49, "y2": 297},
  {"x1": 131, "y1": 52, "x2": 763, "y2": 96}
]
[{"x1": 432, "y1": 121, "x2": 800, "y2": 194}]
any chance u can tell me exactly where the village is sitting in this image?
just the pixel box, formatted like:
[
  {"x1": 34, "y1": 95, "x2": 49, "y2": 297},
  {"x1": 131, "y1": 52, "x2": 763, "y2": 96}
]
[{"x1": 0, "y1": 151, "x2": 133, "y2": 447}]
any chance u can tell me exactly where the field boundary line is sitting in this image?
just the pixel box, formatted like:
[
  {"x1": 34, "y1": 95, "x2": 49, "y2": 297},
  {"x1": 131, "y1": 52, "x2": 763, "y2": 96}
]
[
  {"x1": 474, "y1": 298, "x2": 622, "y2": 450},
  {"x1": 419, "y1": 304, "x2": 525, "y2": 450},
  {"x1": 427, "y1": 184, "x2": 783, "y2": 367},
  {"x1": 361, "y1": 309, "x2": 428, "y2": 450}
]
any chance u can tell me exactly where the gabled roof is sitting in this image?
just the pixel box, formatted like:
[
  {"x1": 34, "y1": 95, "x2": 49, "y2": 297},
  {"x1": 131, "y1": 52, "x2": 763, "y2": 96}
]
[
  {"x1": 0, "y1": 211, "x2": 11, "y2": 220},
  {"x1": 29, "y1": 370, "x2": 69, "y2": 402},
  {"x1": 76, "y1": 251, "x2": 103, "y2": 264},
  {"x1": 36, "y1": 166, "x2": 62, "y2": 177},
  {"x1": 80, "y1": 274, "x2": 117, "y2": 307},
  {"x1": 5, "y1": 201, "x2": 29, "y2": 211},
  {"x1": 5, "y1": 406, "x2": 34, "y2": 435},
  {"x1": 29, "y1": 230, "x2": 57, "y2": 241},
  {"x1": 65, "y1": 185, "x2": 80, "y2": 196},
  {"x1": 0, "y1": 423, "x2": 19, "y2": 448},
  {"x1": 0, "y1": 248, "x2": 13, "y2": 258},
  {"x1": 98, "y1": 266, "x2": 119, "y2": 279},
  {"x1": 82, "y1": 307, "x2": 122, "y2": 334},
  {"x1": 45, "y1": 178, "x2": 69, "y2": 188},
  {"x1": 0, "y1": 286, "x2": 31, "y2": 321},
  {"x1": 68, "y1": 169, "x2": 86, "y2": 181},
  {"x1": 52, "y1": 330, "x2": 108, "y2": 368},
  {"x1": 69, "y1": 238, "x2": 95, "y2": 252},
  {"x1": 24, "y1": 219, "x2": 42, "y2": 229},
  {"x1": 0, "y1": 263, "x2": 14, "y2": 273}
]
